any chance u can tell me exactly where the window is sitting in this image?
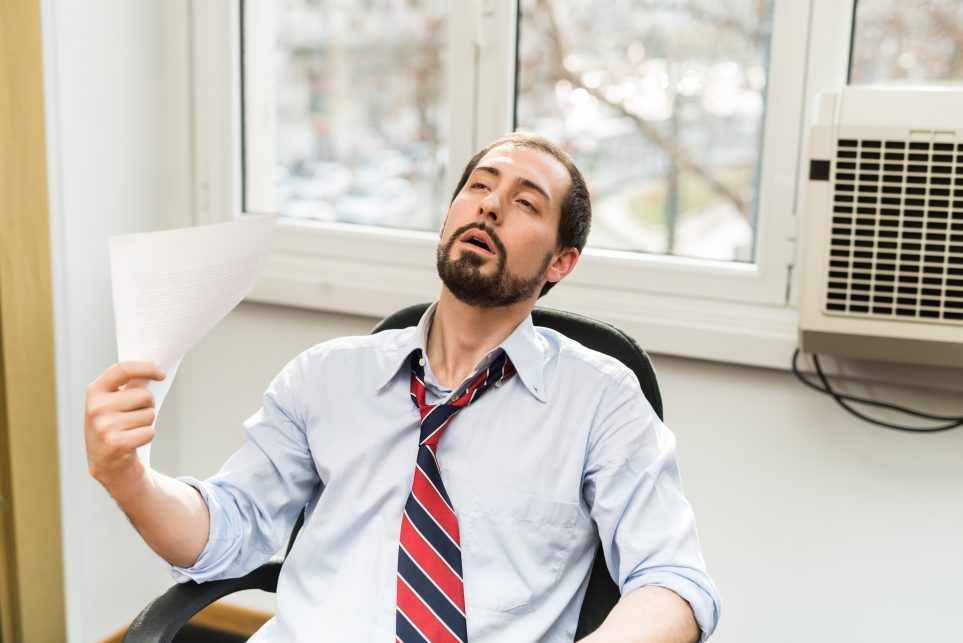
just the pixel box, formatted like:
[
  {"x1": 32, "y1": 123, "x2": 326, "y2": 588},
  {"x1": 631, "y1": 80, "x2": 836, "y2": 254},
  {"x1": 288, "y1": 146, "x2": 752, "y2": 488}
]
[
  {"x1": 247, "y1": 0, "x2": 780, "y2": 263},
  {"x1": 193, "y1": 1, "x2": 859, "y2": 368},
  {"x1": 850, "y1": 0, "x2": 963, "y2": 84}
]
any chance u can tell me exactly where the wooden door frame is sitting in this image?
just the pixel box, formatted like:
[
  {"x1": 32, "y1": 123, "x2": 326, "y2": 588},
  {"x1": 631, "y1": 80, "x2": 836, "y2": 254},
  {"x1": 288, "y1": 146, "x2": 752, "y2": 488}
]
[{"x1": 0, "y1": 0, "x2": 67, "y2": 640}]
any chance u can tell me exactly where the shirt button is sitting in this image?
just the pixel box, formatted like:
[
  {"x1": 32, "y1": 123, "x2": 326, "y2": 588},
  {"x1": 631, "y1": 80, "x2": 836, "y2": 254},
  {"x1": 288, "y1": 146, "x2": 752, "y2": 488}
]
[
  {"x1": 418, "y1": 358, "x2": 425, "y2": 366},
  {"x1": 494, "y1": 380, "x2": 502, "y2": 388}
]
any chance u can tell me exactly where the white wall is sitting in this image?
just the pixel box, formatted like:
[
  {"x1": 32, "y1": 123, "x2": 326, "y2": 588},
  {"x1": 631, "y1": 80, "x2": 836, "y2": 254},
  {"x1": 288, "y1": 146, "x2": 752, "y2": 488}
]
[
  {"x1": 44, "y1": 1, "x2": 192, "y2": 640},
  {"x1": 172, "y1": 302, "x2": 963, "y2": 642},
  {"x1": 662, "y1": 355, "x2": 963, "y2": 642}
]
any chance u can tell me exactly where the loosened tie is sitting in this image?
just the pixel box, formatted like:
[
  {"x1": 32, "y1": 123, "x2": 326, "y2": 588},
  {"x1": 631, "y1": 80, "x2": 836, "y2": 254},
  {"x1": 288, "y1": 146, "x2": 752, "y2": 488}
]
[{"x1": 395, "y1": 349, "x2": 515, "y2": 643}]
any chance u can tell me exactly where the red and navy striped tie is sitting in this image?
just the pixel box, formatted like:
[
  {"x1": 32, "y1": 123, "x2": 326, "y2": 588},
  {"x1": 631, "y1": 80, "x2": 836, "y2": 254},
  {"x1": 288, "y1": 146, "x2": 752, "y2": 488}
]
[{"x1": 396, "y1": 349, "x2": 515, "y2": 643}]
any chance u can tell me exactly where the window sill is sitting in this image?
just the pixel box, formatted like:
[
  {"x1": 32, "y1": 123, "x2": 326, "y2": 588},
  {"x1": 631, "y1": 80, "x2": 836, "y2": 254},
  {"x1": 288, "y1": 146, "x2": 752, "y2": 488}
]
[{"x1": 246, "y1": 221, "x2": 800, "y2": 371}]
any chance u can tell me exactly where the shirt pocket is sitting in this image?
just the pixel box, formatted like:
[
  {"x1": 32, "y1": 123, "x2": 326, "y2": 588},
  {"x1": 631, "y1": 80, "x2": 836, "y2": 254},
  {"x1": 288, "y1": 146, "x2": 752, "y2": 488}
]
[{"x1": 459, "y1": 485, "x2": 579, "y2": 613}]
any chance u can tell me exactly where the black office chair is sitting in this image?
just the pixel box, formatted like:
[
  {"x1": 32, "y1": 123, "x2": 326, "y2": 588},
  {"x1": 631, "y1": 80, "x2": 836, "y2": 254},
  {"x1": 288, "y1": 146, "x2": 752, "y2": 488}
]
[{"x1": 124, "y1": 304, "x2": 663, "y2": 642}]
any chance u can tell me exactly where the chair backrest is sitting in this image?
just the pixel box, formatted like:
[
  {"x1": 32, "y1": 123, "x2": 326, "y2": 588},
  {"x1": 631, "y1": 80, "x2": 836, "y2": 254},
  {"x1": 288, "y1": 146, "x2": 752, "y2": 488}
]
[
  {"x1": 371, "y1": 304, "x2": 662, "y2": 418},
  {"x1": 371, "y1": 303, "x2": 663, "y2": 638}
]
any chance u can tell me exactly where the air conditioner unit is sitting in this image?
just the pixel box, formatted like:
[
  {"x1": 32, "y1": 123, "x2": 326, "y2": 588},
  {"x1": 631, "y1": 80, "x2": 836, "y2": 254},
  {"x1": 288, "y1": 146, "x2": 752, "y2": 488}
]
[{"x1": 799, "y1": 86, "x2": 963, "y2": 368}]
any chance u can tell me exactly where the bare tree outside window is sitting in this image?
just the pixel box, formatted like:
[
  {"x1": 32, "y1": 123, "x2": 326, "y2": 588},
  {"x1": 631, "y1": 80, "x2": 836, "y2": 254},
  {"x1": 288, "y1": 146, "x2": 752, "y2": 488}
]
[{"x1": 516, "y1": 0, "x2": 774, "y2": 261}]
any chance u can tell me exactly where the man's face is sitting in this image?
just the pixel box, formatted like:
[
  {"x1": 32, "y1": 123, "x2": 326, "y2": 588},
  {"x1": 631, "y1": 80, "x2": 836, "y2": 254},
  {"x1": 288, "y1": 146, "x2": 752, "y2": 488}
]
[{"x1": 437, "y1": 144, "x2": 576, "y2": 308}]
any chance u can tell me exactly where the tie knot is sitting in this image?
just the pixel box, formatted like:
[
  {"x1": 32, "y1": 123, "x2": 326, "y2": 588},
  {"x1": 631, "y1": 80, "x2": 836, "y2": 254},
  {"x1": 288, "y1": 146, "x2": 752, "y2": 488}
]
[{"x1": 409, "y1": 349, "x2": 515, "y2": 446}]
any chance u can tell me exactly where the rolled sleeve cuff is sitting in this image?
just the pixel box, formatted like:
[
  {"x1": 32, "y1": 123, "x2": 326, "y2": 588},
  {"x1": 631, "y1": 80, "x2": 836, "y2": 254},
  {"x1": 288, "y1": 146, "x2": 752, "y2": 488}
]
[
  {"x1": 163, "y1": 476, "x2": 239, "y2": 583},
  {"x1": 622, "y1": 568, "x2": 721, "y2": 641}
]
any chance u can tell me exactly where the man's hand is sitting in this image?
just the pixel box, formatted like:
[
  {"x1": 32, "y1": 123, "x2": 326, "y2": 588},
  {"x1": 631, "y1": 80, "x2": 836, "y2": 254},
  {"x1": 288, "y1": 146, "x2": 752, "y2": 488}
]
[
  {"x1": 84, "y1": 361, "x2": 210, "y2": 568},
  {"x1": 85, "y1": 361, "x2": 165, "y2": 493}
]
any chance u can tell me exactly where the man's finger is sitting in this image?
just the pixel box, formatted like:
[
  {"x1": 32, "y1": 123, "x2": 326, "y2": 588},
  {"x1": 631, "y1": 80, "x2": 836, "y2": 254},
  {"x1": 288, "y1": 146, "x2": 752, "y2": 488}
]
[
  {"x1": 108, "y1": 408, "x2": 157, "y2": 433},
  {"x1": 112, "y1": 425, "x2": 156, "y2": 452},
  {"x1": 89, "y1": 408, "x2": 156, "y2": 436},
  {"x1": 85, "y1": 388, "x2": 153, "y2": 420},
  {"x1": 124, "y1": 425, "x2": 156, "y2": 450},
  {"x1": 91, "y1": 362, "x2": 165, "y2": 393},
  {"x1": 109, "y1": 387, "x2": 156, "y2": 413}
]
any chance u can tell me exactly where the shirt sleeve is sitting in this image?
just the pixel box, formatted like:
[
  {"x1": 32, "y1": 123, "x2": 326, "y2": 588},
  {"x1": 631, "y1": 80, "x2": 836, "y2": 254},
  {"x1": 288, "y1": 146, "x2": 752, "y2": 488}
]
[
  {"x1": 582, "y1": 370, "x2": 721, "y2": 640},
  {"x1": 166, "y1": 351, "x2": 322, "y2": 583}
]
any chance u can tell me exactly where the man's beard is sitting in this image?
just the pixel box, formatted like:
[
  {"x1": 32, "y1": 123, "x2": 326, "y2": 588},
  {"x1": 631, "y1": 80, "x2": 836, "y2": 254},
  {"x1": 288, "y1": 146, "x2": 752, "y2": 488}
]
[{"x1": 436, "y1": 222, "x2": 554, "y2": 308}]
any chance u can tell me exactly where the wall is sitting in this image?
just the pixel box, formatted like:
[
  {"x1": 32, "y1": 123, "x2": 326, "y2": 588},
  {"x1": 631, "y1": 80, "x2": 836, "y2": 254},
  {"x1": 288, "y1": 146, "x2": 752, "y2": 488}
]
[
  {"x1": 664, "y1": 353, "x2": 963, "y2": 642},
  {"x1": 172, "y1": 302, "x2": 963, "y2": 642},
  {"x1": 43, "y1": 1, "x2": 192, "y2": 640}
]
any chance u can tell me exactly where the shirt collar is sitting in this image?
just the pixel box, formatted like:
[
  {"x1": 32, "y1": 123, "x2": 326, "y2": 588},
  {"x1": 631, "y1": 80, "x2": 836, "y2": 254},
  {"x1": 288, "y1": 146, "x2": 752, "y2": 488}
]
[
  {"x1": 497, "y1": 313, "x2": 547, "y2": 403},
  {"x1": 374, "y1": 303, "x2": 434, "y2": 393},
  {"x1": 374, "y1": 301, "x2": 548, "y2": 403}
]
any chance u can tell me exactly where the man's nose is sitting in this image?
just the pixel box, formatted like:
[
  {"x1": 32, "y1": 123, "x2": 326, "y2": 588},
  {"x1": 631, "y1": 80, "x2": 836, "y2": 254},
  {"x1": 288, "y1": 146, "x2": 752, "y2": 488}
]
[{"x1": 478, "y1": 191, "x2": 502, "y2": 223}]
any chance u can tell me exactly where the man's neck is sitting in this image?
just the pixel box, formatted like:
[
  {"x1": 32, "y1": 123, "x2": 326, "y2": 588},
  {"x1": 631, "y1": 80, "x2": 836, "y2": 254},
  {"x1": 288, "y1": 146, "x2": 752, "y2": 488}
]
[{"x1": 426, "y1": 289, "x2": 534, "y2": 389}]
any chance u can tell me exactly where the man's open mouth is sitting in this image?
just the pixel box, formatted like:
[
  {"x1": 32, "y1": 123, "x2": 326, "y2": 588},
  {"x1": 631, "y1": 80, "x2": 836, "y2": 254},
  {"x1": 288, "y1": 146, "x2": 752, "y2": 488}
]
[{"x1": 460, "y1": 229, "x2": 497, "y2": 255}]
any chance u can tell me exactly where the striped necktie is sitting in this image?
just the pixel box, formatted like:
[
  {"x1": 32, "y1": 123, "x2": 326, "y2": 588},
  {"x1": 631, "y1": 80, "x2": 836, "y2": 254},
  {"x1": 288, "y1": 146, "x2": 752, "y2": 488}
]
[{"x1": 395, "y1": 349, "x2": 515, "y2": 643}]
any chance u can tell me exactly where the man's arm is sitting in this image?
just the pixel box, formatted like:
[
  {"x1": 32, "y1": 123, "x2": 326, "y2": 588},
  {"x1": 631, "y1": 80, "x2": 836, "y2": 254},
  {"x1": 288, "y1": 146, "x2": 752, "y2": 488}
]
[
  {"x1": 85, "y1": 361, "x2": 210, "y2": 568},
  {"x1": 582, "y1": 370, "x2": 720, "y2": 640},
  {"x1": 579, "y1": 586, "x2": 700, "y2": 643}
]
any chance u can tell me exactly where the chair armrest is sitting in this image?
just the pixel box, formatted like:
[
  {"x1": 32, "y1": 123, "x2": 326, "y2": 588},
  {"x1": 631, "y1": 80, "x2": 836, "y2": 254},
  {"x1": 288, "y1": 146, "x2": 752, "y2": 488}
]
[{"x1": 123, "y1": 560, "x2": 282, "y2": 643}]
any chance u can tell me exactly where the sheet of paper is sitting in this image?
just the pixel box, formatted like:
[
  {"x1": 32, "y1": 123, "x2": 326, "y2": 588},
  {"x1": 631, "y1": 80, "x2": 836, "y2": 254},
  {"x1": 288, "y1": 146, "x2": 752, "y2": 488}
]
[{"x1": 109, "y1": 214, "x2": 277, "y2": 465}]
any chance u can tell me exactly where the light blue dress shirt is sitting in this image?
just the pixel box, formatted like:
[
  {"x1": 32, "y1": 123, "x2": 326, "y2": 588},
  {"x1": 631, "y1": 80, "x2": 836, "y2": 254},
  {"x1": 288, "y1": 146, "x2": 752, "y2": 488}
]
[{"x1": 169, "y1": 304, "x2": 720, "y2": 641}]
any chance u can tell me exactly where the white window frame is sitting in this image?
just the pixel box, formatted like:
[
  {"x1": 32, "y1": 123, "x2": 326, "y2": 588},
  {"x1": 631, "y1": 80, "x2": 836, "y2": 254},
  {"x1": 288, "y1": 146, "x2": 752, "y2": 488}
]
[{"x1": 190, "y1": 0, "x2": 856, "y2": 370}]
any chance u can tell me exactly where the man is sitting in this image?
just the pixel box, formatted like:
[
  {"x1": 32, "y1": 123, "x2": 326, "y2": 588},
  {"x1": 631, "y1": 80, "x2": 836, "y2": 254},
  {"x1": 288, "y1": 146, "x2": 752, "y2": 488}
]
[{"x1": 86, "y1": 133, "x2": 720, "y2": 641}]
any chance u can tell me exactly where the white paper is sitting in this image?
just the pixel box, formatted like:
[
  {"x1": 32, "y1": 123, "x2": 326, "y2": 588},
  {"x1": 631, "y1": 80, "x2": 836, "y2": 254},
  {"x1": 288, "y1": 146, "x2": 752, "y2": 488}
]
[{"x1": 109, "y1": 214, "x2": 277, "y2": 465}]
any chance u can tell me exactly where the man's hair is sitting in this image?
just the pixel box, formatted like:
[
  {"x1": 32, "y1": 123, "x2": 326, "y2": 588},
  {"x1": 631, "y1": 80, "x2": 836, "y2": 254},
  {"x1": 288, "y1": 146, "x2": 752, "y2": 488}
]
[{"x1": 449, "y1": 132, "x2": 591, "y2": 297}]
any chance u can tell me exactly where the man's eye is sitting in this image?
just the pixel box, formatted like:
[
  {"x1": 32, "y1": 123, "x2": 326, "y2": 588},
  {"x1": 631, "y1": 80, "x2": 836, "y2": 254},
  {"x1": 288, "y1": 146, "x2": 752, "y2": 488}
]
[
  {"x1": 518, "y1": 199, "x2": 535, "y2": 211},
  {"x1": 471, "y1": 182, "x2": 489, "y2": 190}
]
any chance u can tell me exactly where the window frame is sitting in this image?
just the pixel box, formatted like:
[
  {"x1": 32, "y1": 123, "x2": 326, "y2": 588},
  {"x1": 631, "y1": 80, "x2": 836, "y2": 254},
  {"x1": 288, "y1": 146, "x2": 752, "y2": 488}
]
[{"x1": 191, "y1": 0, "x2": 857, "y2": 369}]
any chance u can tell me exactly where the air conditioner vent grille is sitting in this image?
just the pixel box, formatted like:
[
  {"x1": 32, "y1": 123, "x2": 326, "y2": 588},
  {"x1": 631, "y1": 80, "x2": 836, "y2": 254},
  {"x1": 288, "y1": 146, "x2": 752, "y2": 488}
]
[{"x1": 824, "y1": 136, "x2": 963, "y2": 324}]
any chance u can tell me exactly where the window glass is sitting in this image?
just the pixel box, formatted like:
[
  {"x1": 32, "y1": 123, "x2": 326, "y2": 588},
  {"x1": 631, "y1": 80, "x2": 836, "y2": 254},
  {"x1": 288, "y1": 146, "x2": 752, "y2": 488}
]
[
  {"x1": 850, "y1": 0, "x2": 963, "y2": 84},
  {"x1": 244, "y1": 0, "x2": 449, "y2": 230},
  {"x1": 515, "y1": 0, "x2": 774, "y2": 261}
]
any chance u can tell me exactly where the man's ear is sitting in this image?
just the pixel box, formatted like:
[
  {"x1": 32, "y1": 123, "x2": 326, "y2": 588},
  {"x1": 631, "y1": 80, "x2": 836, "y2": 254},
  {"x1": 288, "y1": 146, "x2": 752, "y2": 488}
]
[{"x1": 544, "y1": 247, "x2": 580, "y2": 285}]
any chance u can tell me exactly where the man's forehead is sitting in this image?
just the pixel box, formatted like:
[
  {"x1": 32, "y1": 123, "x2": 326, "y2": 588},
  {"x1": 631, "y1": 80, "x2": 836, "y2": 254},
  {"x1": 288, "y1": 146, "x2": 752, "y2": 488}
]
[{"x1": 474, "y1": 144, "x2": 571, "y2": 197}]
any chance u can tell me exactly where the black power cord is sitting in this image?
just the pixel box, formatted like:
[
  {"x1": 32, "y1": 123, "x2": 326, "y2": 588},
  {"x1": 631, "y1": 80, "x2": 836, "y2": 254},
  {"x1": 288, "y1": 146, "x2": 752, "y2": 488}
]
[{"x1": 791, "y1": 349, "x2": 963, "y2": 433}]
